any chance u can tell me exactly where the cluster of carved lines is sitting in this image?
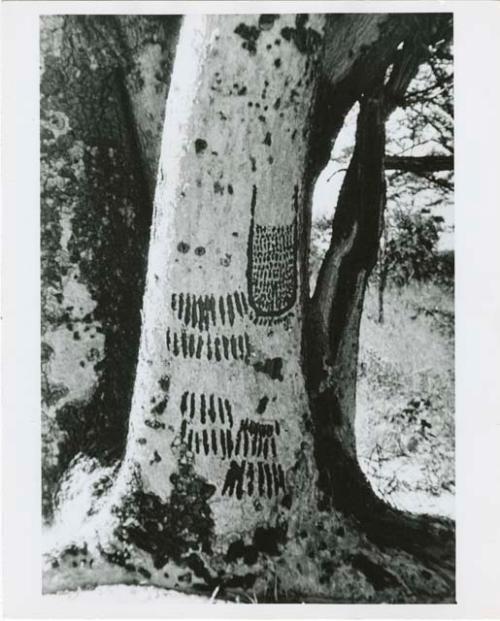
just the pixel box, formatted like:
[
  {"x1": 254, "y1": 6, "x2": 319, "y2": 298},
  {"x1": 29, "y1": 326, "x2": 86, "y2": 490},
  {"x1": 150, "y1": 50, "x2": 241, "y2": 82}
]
[
  {"x1": 166, "y1": 328, "x2": 251, "y2": 362},
  {"x1": 221, "y1": 459, "x2": 286, "y2": 500},
  {"x1": 177, "y1": 392, "x2": 286, "y2": 499},
  {"x1": 171, "y1": 291, "x2": 248, "y2": 331}
]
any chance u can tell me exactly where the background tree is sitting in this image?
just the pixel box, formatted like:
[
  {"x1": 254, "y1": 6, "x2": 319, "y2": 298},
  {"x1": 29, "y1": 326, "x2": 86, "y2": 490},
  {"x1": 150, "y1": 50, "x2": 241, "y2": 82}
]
[
  {"x1": 313, "y1": 26, "x2": 453, "y2": 323},
  {"x1": 42, "y1": 13, "x2": 455, "y2": 602},
  {"x1": 41, "y1": 15, "x2": 180, "y2": 519}
]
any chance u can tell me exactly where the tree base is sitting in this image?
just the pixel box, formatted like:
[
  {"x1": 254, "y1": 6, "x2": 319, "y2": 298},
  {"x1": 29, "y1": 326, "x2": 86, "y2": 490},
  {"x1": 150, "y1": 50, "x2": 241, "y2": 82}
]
[{"x1": 43, "y1": 455, "x2": 455, "y2": 603}]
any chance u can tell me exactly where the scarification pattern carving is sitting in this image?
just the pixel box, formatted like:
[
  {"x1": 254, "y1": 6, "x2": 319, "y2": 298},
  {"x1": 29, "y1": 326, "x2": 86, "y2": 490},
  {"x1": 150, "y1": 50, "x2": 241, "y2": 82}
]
[
  {"x1": 171, "y1": 291, "x2": 248, "y2": 331},
  {"x1": 177, "y1": 392, "x2": 286, "y2": 500},
  {"x1": 246, "y1": 185, "x2": 298, "y2": 318},
  {"x1": 166, "y1": 329, "x2": 251, "y2": 362}
]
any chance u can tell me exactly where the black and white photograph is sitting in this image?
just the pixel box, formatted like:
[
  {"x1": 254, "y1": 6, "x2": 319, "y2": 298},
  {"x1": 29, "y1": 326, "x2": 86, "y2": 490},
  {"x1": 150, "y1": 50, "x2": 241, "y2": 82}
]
[{"x1": 1, "y1": 1, "x2": 500, "y2": 617}]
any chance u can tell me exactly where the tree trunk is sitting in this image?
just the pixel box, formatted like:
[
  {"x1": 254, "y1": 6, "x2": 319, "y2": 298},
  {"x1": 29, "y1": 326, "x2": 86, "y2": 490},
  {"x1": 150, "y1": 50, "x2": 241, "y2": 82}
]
[
  {"x1": 42, "y1": 13, "x2": 455, "y2": 603},
  {"x1": 40, "y1": 15, "x2": 179, "y2": 520}
]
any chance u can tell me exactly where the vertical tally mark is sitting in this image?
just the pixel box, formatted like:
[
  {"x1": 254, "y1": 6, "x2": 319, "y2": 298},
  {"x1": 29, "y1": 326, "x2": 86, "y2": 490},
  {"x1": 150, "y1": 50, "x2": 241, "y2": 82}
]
[{"x1": 180, "y1": 391, "x2": 233, "y2": 427}]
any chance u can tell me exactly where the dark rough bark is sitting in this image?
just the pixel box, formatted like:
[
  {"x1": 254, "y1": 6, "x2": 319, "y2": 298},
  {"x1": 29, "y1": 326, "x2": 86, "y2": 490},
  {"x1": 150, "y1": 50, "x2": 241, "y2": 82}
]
[
  {"x1": 41, "y1": 15, "x2": 179, "y2": 520},
  {"x1": 308, "y1": 83, "x2": 388, "y2": 489},
  {"x1": 305, "y1": 15, "x2": 454, "y2": 590}
]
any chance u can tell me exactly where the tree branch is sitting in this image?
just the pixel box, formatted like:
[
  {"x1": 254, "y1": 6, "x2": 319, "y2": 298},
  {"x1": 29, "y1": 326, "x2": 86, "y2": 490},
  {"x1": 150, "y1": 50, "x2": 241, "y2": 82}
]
[{"x1": 385, "y1": 155, "x2": 454, "y2": 174}]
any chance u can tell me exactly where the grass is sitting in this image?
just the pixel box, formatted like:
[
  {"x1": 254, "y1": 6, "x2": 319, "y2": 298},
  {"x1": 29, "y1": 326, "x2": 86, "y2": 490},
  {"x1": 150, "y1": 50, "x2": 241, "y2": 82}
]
[{"x1": 356, "y1": 279, "x2": 455, "y2": 517}]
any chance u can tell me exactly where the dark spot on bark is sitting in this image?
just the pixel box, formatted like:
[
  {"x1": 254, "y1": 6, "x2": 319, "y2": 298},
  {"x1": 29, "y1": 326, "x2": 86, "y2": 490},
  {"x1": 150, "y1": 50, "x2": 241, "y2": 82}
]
[
  {"x1": 256, "y1": 396, "x2": 269, "y2": 414},
  {"x1": 137, "y1": 567, "x2": 151, "y2": 579},
  {"x1": 273, "y1": 97, "x2": 281, "y2": 110},
  {"x1": 150, "y1": 450, "x2": 162, "y2": 464},
  {"x1": 137, "y1": 438, "x2": 147, "y2": 445},
  {"x1": 280, "y1": 14, "x2": 322, "y2": 54},
  {"x1": 73, "y1": 331, "x2": 80, "y2": 340},
  {"x1": 194, "y1": 138, "x2": 207, "y2": 154},
  {"x1": 194, "y1": 246, "x2": 206, "y2": 256},
  {"x1": 268, "y1": 155, "x2": 274, "y2": 164},
  {"x1": 253, "y1": 525, "x2": 287, "y2": 556},
  {"x1": 281, "y1": 494, "x2": 292, "y2": 509},
  {"x1": 224, "y1": 573, "x2": 257, "y2": 589},
  {"x1": 177, "y1": 241, "x2": 190, "y2": 253},
  {"x1": 234, "y1": 23, "x2": 260, "y2": 55},
  {"x1": 145, "y1": 418, "x2": 166, "y2": 429},
  {"x1": 250, "y1": 156, "x2": 257, "y2": 172},
  {"x1": 351, "y1": 553, "x2": 401, "y2": 590},
  {"x1": 258, "y1": 115, "x2": 266, "y2": 123},
  {"x1": 237, "y1": 85, "x2": 247, "y2": 96},
  {"x1": 159, "y1": 376, "x2": 170, "y2": 392},
  {"x1": 232, "y1": 231, "x2": 238, "y2": 237},
  {"x1": 185, "y1": 552, "x2": 213, "y2": 584},
  {"x1": 213, "y1": 181, "x2": 224, "y2": 195},
  {"x1": 263, "y1": 132, "x2": 272, "y2": 146},
  {"x1": 274, "y1": 58, "x2": 281, "y2": 68},
  {"x1": 336, "y1": 526, "x2": 345, "y2": 537},
  {"x1": 64, "y1": 543, "x2": 88, "y2": 558},
  {"x1": 225, "y1": 539, "x2": 259, "y2": 565},
  {"x1": 227, "y1": 184, "x2": 234, "y2": 195},
  {"x1": 253, "y1": 357, "x2": 283, "y2": 381},
  {"x1": 258, "y1": 14, "x2": 278, "y2": 29}
]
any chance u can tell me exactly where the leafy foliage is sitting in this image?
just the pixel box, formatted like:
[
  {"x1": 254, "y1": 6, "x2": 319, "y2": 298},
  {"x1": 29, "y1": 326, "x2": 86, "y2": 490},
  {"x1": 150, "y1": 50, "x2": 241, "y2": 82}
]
[{"x1": 382, "y1": 207, "x2": 445, "y2": 286}]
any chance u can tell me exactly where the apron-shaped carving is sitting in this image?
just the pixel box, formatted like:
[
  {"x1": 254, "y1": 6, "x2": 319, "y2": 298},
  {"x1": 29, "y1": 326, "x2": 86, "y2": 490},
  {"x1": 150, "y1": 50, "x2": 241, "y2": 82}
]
[{"x1": 246, "y1": 185, "x2": 298, "y2": 318}]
